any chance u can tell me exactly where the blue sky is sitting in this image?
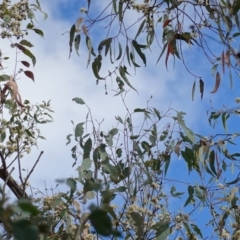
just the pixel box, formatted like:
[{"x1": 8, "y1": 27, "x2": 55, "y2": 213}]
[{"x1": 2, "y1": 0, "x2": 240, "y2": 238}]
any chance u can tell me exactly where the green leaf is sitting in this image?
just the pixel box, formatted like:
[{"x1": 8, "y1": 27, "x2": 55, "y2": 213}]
[
  {"x1": 113, "y1": 0, "x2": 117, "y2": 13},
  {"x1": 115, "y1": 115, "x2": 123, "y2": 124},
  {"x1": 132, "y1": 40, "x2": 146, "y2": 66},
  {"x1": 22, "y1": 48, "x2": 36, "y2": 67},
  {"x1": 87, "y1": 36, "x2": 93, "y2": 67},
  {"x1": 109, "y1": 128, "x2": 118, "y2": 136},
  {"x1": 101, "y1": 204, "x2": 117, "y2": 220},
  {"x1": 116, "y1": 42, "x2": 122, "y2": 60},
  {"x1": 116, "y1": 148, "x2": 122, "y2": 158},
  {"x1": 130, "y1": 135, "x2": 140, "y2": 140},
  {"x1": 211, "y1": 64, "x2": 218, "y2": 76},
  {"x1": 170, "y1": 185, "x2": 184, "y2": 197},
  {"x1": 18, "y1": 199, "x2": 40, "y2": 216},
  {"x1": 118, "y1": 1, "x2": 123, "y2": 22},
  {"x1": 13, "y1": 220, "x2": 39, "y2": 240},
  {"x1": 98, "y1": 38, "x2": 112, "y2": 55},
  {"x1": 156, "y1": 226, "x2": 170, "y2": 240},
  {"x1": 93, "y1": 147, "x2": 100, "y2": 163},
  {"x1": 181, "y1": 147, "x2": 195, "y2": 172},
  {"x1": 151, "y1": 222, "x2": 170, "y2": 240},
  {"x1": 0, "y1": 131, "x2": 6, "y2": 142},
  {"x1": 164, "y1": 158, "x2": 170, "y2": 176},
  {"x1": 156, "y1": 42, "x2": 168, "y2": 64},
  {"x1": 229, "y1": 70, "x2": 233, "y2": 89},
  {"x1": 233, "y1": 32, "x2": 240, "y2": 37},
  {"x1": 75, "y1": 122, "x2": 84, "y2": 138},
  {"x1": 72, "y1": 97, "x2": 85, "y2": 104},
  {"x1": 32, "y1": 28, "x2": 44, "y2": 37},
  {"x1": 191, "y1": 224, "x2": 203, "y2": 238},
  {"x1": 69, "y1": 24, "x2": 76, "y2": 58},
  {"x1": 154, "y1": 108, "x2": 161, "y2": 120},
  {"x1": 130, "y1": 212, "x2": 144, "y2": 238},
  {"x1": 99, "y1": 143, "x2": 107, "y2": 161},
  {"x1": 135, "y1": 19, "x2": 146, "y2": 40},
  {"x1": 81, "y1": 158, "x2": 92, "y2": 170},
  {"x1": 134, "y1": 108, "x2": 147, "y2": 113},
  {"x1": 92, "y1": 57, "x2": 104, "y2": 80},
  {"x1": 209, "y1": 150, "x2": 217, "y2": 176},
  {"x1": 88, "y1": 205, "x2": 121, "y2": 237},
  {"x1": 114, "y1": 89, "x2": 124, "y2": 96},
  {"x1": 199, "y1": 79, "x2": 204, "y2": 100},
  {"x1": 192, "y1": 80, "x2": 196, "y2": 101},
  {"x1": 119, "y1": 66, "x2": 137, "y2": 91},
  {"x1": 66, "y1": 134, "x2": 72, "y2": 145},
  {"x1": 66, "y1": 178, "x2": 77, "y2": 192},
  {"x1": 86, "y1": 36, "x2": 96, "y2": 56},
  {"x1": 25, "y1": 129, "x2": 34, "y2": 138},
  {"x1": 74, "y1": 34, "x2": 81, "y2": 56},
  {"x1": 113, "y1": 186, "x2": 127, "y2": 192},
  {"x1": 116, "y1": 76, "x2": 124, "y2": 89},
  {"x1": 177, "y1": 112, "x2": 195, "y2": 143},
  {"x1": 83, "y1": 138, "x2": 92, "y2": 159},
  {"x1": 222, "y1": 112, "x2": 229, "y2": 132},
  {"x1": 184, "y1": 185, "x2": 194, "y2": 207},
  {"x1": 130, "y1": 52, "x2": 141, "y2": 67},
  {"x1": 126, "y1": 45, "x2": 131, "y2": 66},
  {"x1": 145, "y1": 29, "x2": 155, "y2": 49},
  {"x1": 235, "y1": 14, "x2": 240, "y2": 29},
  {"x1": 19, "y1": 39, "x2": 34, "y2": 47}
]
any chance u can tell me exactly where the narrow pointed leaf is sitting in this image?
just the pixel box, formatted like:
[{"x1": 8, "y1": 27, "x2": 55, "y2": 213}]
[
  {"x1": 119, "y1": 66, "x2": 137, "y2": 91},
  {"x1": 116, "y1": 42, "x2": 122, "y2": 60},
  {"x1": 192, "y1": 80, "x2": 196, "y2": 101},
  {"x1": 199, "y1": 79, "x2": 204, "y2": 100},
  {"x1": 126, "y1": 45, "x2": 131, "y2": 66},
  {"x1": 222, "y1": 51, "x2": 225, "y2": 74},
  {"x1": 165, "y1": 43, "x2": 173, "y2": 70},
  {"x1": 69, "y1": 24, "x2": 76, "y2": 58},
  {"x1": 132, "y1": 40, "x2": 146, "y2": 66},
  {"x1": 92, "y1": 58, "x2": 104, "y2": 80},
  {"x1": 134, "y1": 19, "x2": 146, "y2": 40},
  {"x1": 184, "y1": 186, "x2": 194, "y2": 207},
  {"x1": 23, "y1": 49, "x2": 36, "y2": 67},
  {"x1": 33, "y1": 28, "x2": 44, "y2": 37},
  {"x1": 130, "y1": 52, "x2": 140, "y2": 67},
  {"x1": 86, "y1": 36, "x2": 96, "y2": 56},
  {"x1": 209, "y1": 150, "x2": 217, "y2": 176},
  {"x1": 210, "y1": 71, "x2": 221, "y2": 93},
  {"x1": 156, "y1": 42, "x2": 167, "y2": 64},
  {"x1": 118, "y1": 1, "x2": 123, "y2": 22},
  {"x1": 229, "y1": 70, "x2": 233, "y2": 89},
  {"x1": 74, "y1": 34, "x2": 81, "y2": 56}
]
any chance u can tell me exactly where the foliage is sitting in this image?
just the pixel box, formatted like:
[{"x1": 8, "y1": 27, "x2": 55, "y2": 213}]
[
  {"x1": 1, "y1": 1, "x2": 240, "y2": 240},
  {"x1": 68, "y1": 0, "x2": 240, "y2": 97},
  {"x1": 0, "y1": 0, "x2": 53, "y2": 239},
  {"x1": 62, "y1": 95, "x2": 240, "y2": 240}
]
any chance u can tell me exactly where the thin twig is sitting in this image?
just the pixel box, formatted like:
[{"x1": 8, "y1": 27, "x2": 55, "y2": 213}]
[
  {"x1": 16, "y1": 139, "x2": 24, "y2": 186},
  {"x1": 2, "y1": 167, "x2": 15, "y2": 202},
  {"x1": 23, "y1": 151, "x2": 44, "y2": 192}
]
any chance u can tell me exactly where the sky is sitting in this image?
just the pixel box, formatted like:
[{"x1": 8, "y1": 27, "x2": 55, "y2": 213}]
[{"x1": 1, "y1": 0, "x2": 240, "y2": 238}]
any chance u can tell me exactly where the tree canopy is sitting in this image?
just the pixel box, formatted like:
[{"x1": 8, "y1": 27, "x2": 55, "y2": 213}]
[
  {"x1": 69, "y1": 0, "x2": 240, "y2": 97},
  {"x1": 0, "y1": 0, "x2": 240, "y2": 240}
]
